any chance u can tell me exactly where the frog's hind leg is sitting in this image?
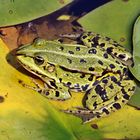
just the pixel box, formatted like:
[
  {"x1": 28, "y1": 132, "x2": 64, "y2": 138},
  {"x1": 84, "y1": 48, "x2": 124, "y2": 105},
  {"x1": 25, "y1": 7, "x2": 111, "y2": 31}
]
[
  {"x1": 62, "y1": 74, "x2": 136, "y2": 123},
  {"x1": 65, "y1": 95, "x2": 128, "y2": 123}
]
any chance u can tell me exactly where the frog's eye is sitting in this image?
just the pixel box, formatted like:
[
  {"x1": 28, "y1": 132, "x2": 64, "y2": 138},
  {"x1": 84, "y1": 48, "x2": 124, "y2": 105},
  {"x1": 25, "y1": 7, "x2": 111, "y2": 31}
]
[{"x1": 34, "y1": 56, "x2": 44, "y2": 65}]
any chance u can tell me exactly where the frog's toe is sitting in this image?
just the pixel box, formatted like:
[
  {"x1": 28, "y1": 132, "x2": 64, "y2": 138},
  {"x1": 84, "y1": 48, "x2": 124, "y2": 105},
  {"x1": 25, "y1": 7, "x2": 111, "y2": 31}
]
[
  {"x1": 60, "y1": 109, "x2": 74, "y2": 114},
  {"x1": 61, "y1": 107, "x2": 98, "y2": 124},
  {"x1": 61, "y1": 108, "x2": 90, "y2": 115},
  {"x1": 61, "y1": 108, "x2": 97, "y2": 123},
  {"x1": 19, "y1": 80, "x2": 43, "y2": 93},
  {"x1": 59, "y1": 33, "x2": 81, "y2": 39},
  {"x1": 72, "y1": 106, "x2": 89, "y2": 111}
]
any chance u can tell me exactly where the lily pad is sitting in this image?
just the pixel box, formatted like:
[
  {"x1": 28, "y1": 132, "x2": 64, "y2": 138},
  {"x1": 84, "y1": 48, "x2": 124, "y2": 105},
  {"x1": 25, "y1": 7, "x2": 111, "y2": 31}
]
[
  {"x1": 128, "y1": 15, "x2": 140, "y2": 107},
  {"x1": 1, "y1": 35, "x2": 140, "y2": 140},
  {"x1": 1, "y1": 0, "x2": 140, "y2": 139},
  {"x1": 130, "y1": 15, "x2": 140, "y2": 81},
  {"x1": 0, "y1": 0, "x2": 71, "y2": 27},
  {"x1": 79, "y1": 0, "x2": 140, "y2": 50},
  {"x1": 0, "y1": 39, "x2": 79, "y2": 140},
  {"x1": 128, "y1": 85, "x2": 140, "y2": 108}
]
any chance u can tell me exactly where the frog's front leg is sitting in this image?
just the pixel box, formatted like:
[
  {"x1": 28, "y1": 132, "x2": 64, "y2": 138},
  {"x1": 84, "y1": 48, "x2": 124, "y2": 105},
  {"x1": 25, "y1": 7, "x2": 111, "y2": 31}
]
[
  {"x1": 63, "y1": 74, "x2": 136, "y2": 123},
  {"x1": 41, "y1": 83, "x2": 71, "y2": 100},
  {"x1": 21, "y1": 79, "x2": 71, "y2": 100}
]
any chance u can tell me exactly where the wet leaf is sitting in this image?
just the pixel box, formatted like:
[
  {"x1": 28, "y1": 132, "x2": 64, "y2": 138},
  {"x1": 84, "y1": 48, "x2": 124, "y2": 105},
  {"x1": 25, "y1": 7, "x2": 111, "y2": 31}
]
[
  {"x1": 128, "y1": 86, "x2": 140, "y2": 108},
  {"x1": 128, "y1": 15, "x2": 140, "y2": 107},
  {"x1": 130, "y1": 15, "x2": 140, "y2": 81},
  {"x1": 79, "y1": 0, "x2": 140, "y2": 50},
  {"x1": 0, "y1": 0, "x2": 71, "y2": 27},
  {"x1": 1, "y1": 0, "x2": 140, "y2": 139},
  {"x1": 1, "y1": 36, "x2": 140, "y2": 140}
]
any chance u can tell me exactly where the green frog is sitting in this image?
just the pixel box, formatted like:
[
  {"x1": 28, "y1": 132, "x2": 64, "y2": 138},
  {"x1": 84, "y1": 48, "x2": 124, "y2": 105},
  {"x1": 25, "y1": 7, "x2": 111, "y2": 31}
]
[{"x1": 16, "y1": 32, "x2": 136, "y2": 123}]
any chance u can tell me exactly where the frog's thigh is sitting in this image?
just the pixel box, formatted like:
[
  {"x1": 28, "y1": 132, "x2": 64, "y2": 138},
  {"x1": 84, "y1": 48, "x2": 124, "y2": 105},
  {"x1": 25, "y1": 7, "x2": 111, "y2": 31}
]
[
  {"x1": 42, "y1": 83, "x2": 71, "y2": 100},
  {"x1": 73, "y1": 78, "x2": 135, "y2": 123},
  {"x1": 86, "y1": 75, "x2": 135, "y2": 110},
  {"x1": 85, "y1": 74, "x2": 121, "y2": 110},
  {"x1": 81, "y1": 77, "x2": 136, "y2": 122},
  {"x1": 87, "y1": 82, "x2": 135, "y2": 123}
]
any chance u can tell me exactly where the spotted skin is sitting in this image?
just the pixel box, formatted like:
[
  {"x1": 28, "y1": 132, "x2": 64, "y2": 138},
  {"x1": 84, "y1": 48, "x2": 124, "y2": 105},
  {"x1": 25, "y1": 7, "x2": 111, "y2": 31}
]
[
  {"x1": 62, "y1": 71, "x2": 135, "y2": 123},
  {"x1": 16, "y1": 32, "x2": 136, "y2": 123},
  {"x1": 79, "y1": 32, "x2": 133, "y2": 66}
]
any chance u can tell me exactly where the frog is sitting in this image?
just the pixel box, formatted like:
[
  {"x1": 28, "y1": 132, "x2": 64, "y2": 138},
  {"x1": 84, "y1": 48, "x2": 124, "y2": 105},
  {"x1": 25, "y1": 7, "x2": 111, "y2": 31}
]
[{"x1": 16, "y1": 31, "x2": 136, "y2": 123}]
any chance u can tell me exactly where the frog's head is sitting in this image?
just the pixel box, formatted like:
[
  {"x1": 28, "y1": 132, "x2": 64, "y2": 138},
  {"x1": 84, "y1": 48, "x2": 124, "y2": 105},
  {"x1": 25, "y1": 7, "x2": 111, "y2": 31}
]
[{"x1": 16, "y1": 38, "x2": 58, "y2": 81}]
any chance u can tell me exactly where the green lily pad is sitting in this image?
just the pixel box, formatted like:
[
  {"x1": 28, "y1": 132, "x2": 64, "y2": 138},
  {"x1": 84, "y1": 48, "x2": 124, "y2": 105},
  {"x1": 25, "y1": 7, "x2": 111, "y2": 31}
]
[
  {"x1": 128, "y1": 85, "x2": 140, "y2": 108},
  {"x1": 128, "y1": 15, "x2": 140, "y2": 107},
  {"x1": 1, "y1": 37, "x2": 140, "y2": 139},
  {"x1": 130, "y1": 15, "x2": 140, "y2": 81},
  {"x1": 2, "y1": 0, "x2": 140, "y2": 140},
  {"x1": 0, "y1": 0, "x2": 71, "y2": 27},
  {"x1": 79, "y1": 0, "x2": 140, "y2": 51}
]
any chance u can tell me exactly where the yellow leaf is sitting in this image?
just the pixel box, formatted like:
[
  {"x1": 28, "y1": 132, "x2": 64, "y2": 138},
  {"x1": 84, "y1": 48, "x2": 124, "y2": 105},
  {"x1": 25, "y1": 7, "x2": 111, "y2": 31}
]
[{"x1": 1, "y1": 38, "x2": 140, "y2": 140}]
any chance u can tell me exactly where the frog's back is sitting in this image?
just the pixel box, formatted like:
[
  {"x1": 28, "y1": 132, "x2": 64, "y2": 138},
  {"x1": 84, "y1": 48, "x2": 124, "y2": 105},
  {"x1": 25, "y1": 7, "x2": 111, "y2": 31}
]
[{"x1": 38, "y1": 41, "x2": 126, "y2": 76}]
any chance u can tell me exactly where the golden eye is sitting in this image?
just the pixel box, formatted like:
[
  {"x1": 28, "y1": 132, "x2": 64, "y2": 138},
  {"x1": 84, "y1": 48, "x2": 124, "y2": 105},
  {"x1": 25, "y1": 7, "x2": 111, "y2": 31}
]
[{"x1": 34, "y1": 56, "x2": 44, "y2": 65}]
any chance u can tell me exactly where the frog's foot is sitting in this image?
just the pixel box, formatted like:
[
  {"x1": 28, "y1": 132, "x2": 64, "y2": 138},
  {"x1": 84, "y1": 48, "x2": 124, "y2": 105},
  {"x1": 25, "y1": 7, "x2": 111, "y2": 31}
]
[
  {"x1": 20, "y1": 78, "x2": 71, "y2": 100},
  {"x1": 72, "y1": 106, "x2": 89, "y2": 111},
  {"x1": 59, "y1": 33, "x2": 81, "y2": 40},
  {"x1": 61, "y1": 107, "x2": 99, "y2": 123},
  {"x1": 19, "y1": 78, "x2": 45, "y2": 93},
  {"x1": 62, "y1": 95, "x2": 127, "y2": 123},
  {"x1": 41, "y1": 85, "x2": 71, "y2": 100}
]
